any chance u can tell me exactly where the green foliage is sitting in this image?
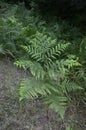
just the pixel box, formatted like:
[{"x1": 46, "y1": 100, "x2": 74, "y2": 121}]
[
  {"x1": 1, "y1": 2, "x2": 86, "y2": 130},
  {"x1": 14, "y1": 31, "x2": 82, "y2": 120},
  {"x1": 0, "y1": 3, "x2": 23, "y2": 56},
  {"x1": 0, "y1": 2, "x2": 37, "y2": 56}
]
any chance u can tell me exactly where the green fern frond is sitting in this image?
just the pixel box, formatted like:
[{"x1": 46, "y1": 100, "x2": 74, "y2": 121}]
[
  {"x1": 21, "y1": 32, "x2": 70, "y2": 70},
  {"x1": 14, "y1": 60, "x2": 31, "y2": 69},
  {"x1": 45, "y1": 94, "x2": 67, "y2": 119},
  {"x1": 64, "y1": 59, "x2": 81, "y2": 69},
  {"x1": 21, "y1": 25, "x2": 36, "y2": 37},
  {"x1": 56, "y1": 58, "x2": 81, "y2": 77},
  {"x1": 60, "y1": 80, "x2": 83, "y2": 93},
  {"x1": 19, "y1": 77, "x2": 52, "y2": 101},
  {"x1": 14, "y1": 28, "x2": 83, "y2": 123},
  {"x1": 21, "y1": 32, "x2": 57, "y2": 61},
  {"x1": 14, "y1": 60, "x2": 45, "y2": 79},
  {"x1": 21, "y1": 33, "x2": 69, "y2": 59},
  {"x1": 47, "y1": 68, "x2": 57, "y2": 79}
]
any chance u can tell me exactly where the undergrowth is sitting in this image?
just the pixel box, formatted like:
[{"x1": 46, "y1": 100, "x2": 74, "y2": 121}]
[{"x1": 0, "y1": 1, "x2": 86, "y2": 130}]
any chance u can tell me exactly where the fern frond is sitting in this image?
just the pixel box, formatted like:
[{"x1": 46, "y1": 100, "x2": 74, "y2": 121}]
[
  {"x1": 21, "y1": 32, "x2": 70, "y2": 70},
  {"x1": 45, "y1": 94, "x2": 67, "y2": 119},
  {"x1": 60, "y1": 80, "x2": 83, "y2": 93},
  {"x1": 14, "y1": 60, "x2": 45, "y2": 79},
  {"x1": 21, "y1": 25, "x2": 36, "y2": 37},
  {"x1": 47, "y1": 68, "x2": 57, "y2": 79},
  {"x1": 19, "y1": 77, "x2": 52, "y2": 101},
  {"x1": 56, "y1": 58, "x2": 81, "y2": 76},
  {"x1": 63, "y1": 59, "x2": 81, "y2": 69},
  {"x1": 21, "y1": 32, "x2": 57, "y2": 62},
  {"x1": 14, "y1": 60, "x2": 31, "y2": 69}
]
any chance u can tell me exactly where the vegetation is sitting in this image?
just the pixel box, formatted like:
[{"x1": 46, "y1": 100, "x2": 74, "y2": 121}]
[{"x1": 0, "y1": 1, "x2": 86, "y2": 130}]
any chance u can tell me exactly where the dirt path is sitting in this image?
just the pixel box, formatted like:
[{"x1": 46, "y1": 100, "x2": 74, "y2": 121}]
[{"x1": 0, "y1": 58, "x2": 65, "y2": 130}]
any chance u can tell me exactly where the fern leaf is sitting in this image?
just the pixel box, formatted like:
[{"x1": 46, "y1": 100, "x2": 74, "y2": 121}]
[
  {"x1": 19, "y1": 77, "x2": 52, "y2": 101},
  {"x1": 45, "y1": 94, "x2": 67, "y2": 119},
  {"x1": 14, "y1": 60, "x2": 45, "y2": 79}
]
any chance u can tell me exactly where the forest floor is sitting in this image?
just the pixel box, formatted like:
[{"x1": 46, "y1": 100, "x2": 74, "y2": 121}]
[
  {"x1": 0, "y1": 58, "x2": 65, "y2": 130},
  {"x1": 0, "y1": 58, "x2": 86, "y2": 130}
]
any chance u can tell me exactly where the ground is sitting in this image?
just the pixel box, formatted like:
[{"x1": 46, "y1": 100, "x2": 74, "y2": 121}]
[{"x1": 0, "y1": 58, "x2": 65, "y2": 130}]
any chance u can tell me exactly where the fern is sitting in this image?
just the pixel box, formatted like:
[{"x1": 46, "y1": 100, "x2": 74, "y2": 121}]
[
  {"x1": 15, "y1": 60, "x2": 45, "y2": 79},
  {"x1": 19, "y1": 77, "x2": 52, "y2": 101},
  {"x1": 45, "y1": 93, "x2": 67, "y2": 119},
  {"x1": 1, "y1": 2, "x2": 85, "y2": 130},
  {"x1": 14, "y1": 32, "x2": 82, "y2": 119},
  {"x1": 0, "y1": 16, "x2": 23, "y2": 56},
  {"x1": 21, "y1": 32, "x2": 70, "y2": 69}
]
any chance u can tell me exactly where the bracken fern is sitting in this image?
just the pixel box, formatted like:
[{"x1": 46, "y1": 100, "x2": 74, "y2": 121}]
[{"x1": 14, "y1": 31, "x2": 82, "y2": 119}]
